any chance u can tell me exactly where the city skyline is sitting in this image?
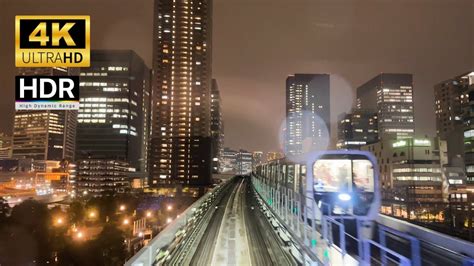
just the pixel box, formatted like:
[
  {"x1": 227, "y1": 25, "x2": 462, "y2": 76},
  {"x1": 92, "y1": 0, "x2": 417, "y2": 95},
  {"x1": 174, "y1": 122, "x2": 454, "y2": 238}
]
[
  {"x1": 1, "y1": 1, "x2": 474, "y2": 265},
  {"x1": 0, "y1": 0, "x2": 473, "y2": 153}
]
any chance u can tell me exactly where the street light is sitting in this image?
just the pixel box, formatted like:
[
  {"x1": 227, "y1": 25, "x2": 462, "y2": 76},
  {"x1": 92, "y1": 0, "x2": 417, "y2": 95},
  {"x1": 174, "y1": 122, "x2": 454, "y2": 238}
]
[
  {"x1": 54, "y1": 217, "x2": 64, "y2": 226},
  {"x1": 167, "y1": 205, "x2": 173, "y2": 211},
  {"x1": 119, "y1": 205, "x2": 126, "y2": 211},
  {"x1": 166, "y1": 217, "x2": 172, "y2": 224},
  {"x1": 75, "y1": 231, "x2": 84, "y2": 240},
  {"x1": 89, "y1": 211, "x2": 96, "y2": 219},
  {"x1": 146, "y1": 211, "x2": 152, "y2": 218},
  {"x1": 123, "y1": 218, "x2": 130, "y2": 225}
]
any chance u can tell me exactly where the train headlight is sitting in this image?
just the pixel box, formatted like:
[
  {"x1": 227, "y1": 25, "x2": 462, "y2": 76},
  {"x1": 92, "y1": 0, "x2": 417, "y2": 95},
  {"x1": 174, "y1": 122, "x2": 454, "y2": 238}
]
[{"x1": 338, "y1": 193, "x2": 351, "y2": 201}]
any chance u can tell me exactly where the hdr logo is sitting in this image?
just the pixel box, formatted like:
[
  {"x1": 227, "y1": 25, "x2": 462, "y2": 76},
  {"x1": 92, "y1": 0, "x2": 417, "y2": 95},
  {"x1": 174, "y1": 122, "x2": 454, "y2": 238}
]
[
  {"x1": 15, "y1": 16, "x2": 90, "y2": 67},
  {"x1": 15, "y1": 76, "x2": 80, "y2": 110}
]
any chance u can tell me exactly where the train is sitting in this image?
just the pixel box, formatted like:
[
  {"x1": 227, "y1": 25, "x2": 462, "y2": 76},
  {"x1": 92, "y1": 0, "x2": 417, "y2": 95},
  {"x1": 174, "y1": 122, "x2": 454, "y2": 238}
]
[{"x1": 254, "y1": 150, "x2": 381, "y2": 221}]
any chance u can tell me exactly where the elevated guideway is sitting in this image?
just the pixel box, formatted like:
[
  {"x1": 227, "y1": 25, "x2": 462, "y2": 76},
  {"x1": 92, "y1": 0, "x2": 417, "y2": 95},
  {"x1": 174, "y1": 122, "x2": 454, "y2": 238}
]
[
  {"x1": 126, "y1": 176, "x2": 302, "y2": 266},
  {"x1": 126, "y1": 174, "x2": 474, "y2": 266}
]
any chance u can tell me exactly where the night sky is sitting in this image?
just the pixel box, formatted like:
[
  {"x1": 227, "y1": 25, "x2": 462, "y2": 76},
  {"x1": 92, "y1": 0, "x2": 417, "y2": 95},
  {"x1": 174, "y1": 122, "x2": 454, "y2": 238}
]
[{"x1": 0, "y1": 0, "x2": 473, "y2": 153}]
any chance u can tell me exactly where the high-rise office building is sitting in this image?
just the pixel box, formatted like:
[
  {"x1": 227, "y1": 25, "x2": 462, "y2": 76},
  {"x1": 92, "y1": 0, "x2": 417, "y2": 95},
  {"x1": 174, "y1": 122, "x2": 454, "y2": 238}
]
[
  {"x1": 219, "y1": 148, "x2": 252, "y2": 175},
  {"x1": 0, "y1": 133, "x2": 12, "y2": 159},
  {"x1": 150, "y1": 0, "x2": 213, "y2": 186},
  {"x1": 210, "y1": 79, "x2": 223, "y2": 173},
  {"x1": 434, "y1": 72, "x2": 471, "y2": 167},
  {"x1": 337, "y1": 109, "x2": 378, "y2": 150},
  {"x1": 12, "y1": 67, "x2": 77, "y2": 161},
  {"x1": 76, "y1": 50, "x2": 151, "y2": 172},
  {"x1": 220, "y1": 147, "x2": 237, "y2": 173},
  {"x1": 357, "y1": 73, "x2": 414, "y2": 140},
  {"x1": 460, "y1": 72, "x2": 474, "y2": 185},
  {"x1": 435, "y1": 73, "x2": 474, "y2": 232},
  {"x1": 285, "y1": 74, "x2": 330, "y2": 156},
  {"x1": 236, "y1": 149, "x2": 253, "y2": 175}
]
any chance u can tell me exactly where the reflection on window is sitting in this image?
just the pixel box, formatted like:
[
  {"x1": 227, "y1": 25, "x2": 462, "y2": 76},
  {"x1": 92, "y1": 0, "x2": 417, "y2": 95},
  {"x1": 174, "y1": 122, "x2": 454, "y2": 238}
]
[{"x1": 313, "y1": 159, "x2": 374, "y2": 193}]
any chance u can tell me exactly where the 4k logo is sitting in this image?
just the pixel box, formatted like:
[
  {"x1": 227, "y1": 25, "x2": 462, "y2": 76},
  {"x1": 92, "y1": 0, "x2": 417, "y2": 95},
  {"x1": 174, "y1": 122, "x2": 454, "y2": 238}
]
[{"x1": 15, "y1": 16, "x2": 90, "y2": 67}]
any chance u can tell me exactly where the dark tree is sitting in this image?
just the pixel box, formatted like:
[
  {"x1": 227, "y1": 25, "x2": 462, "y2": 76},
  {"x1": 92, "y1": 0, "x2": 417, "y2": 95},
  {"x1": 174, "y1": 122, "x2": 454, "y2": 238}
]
[
  {"x1": 58, "y1": 240, "x2": 100, "y2": 266},
  {"x1": 1, "y1": 199, "x2": 53, "y2": 264},
  {"x1": 87, "y1": 196, "x2": 116, "y2": 223},
  {"x1": 69, "y1": 200, "x2": 85, "y2": 225},
  {"x1": 92, "y1": 223, "x2": 126, "y2": 265},
  {"x1": 57, "y1": 224, "x2": 127, "y2": 266}
]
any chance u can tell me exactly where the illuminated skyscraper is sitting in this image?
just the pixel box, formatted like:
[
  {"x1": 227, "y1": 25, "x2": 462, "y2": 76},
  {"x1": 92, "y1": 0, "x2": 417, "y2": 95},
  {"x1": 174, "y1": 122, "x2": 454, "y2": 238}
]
[
  {"x1": 210, "y1": 79, "x2": 223, "y2": 173},
  {"x1": 76, "y1": 50, "x2": 151, "y2": 172},
  {"x1": 435, "y1": 73, "x2": 471, "y2": 138},
  {"x1": 150, "y1": 0, "x2": 213, "y2": 185},
  {"x1": 285, "y1": 74, "x2": 330, "y2": 156},
  {"x1": 337, "y1": 109, "x2": 378, "y2": 150},
  {"x1": 434, "y1": 72, "x2": 471, "y2": 168},
  {"x1": 357, "y1": 73, "x2": 414, "y2": 140},
  {"x1": 12, "y1": 67, "x2": 77, "y2": 161},
  {"x1": 460, "y1": 72, "x2": 474, "y2": 185}
]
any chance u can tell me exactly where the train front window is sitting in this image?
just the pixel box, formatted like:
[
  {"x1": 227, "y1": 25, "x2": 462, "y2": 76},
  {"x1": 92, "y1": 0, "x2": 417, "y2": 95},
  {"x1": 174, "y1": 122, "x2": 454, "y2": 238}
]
[
  {"x1": 352, "y1": 159, "x2": 374, "y2": 192},
  {"x1": 313, "y1": 159, "x2": 374, "y2": 193}
]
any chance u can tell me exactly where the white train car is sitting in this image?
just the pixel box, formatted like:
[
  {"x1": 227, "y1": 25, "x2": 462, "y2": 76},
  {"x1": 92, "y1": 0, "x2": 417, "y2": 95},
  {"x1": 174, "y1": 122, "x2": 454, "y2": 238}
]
[
  {"x1": 305, "y1": 150, "x2": 381, "y2": 220},
  {"x1": 254, "y1": 150, "x2": 380, "y2": 220}
]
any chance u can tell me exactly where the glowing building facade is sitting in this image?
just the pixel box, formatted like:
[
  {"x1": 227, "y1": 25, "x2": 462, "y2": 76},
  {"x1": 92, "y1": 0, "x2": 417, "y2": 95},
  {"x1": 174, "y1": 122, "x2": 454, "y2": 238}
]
[
  {"x1": 337, "y1": 109, "x2": 378, "y2": 150},
  {"x1": 357, "y1": 73, "x2": 414, "y2": 140},
  {"x1": 461, "y1": 72, "x2": 474, "y2": 185},
  {"x1": 434, "y1": 72, "x2": 471, "y2": 168},
  {"x1": 285, "y1": 74, "x2": 330, "y2": 156},
  {"x1": 76, "y1": 159, "x2": 133, "y2": 196},
  {"x1": 363, "y1": 138, "x2": 446, "y2": 221},
  {"x1": 76, "y1": 50, "x2": 151, "y2": 172},
  {"x1": 210, "y1": 79, "x2": 223, "y2": 173},
  {"x1": 150, "y1": 0, "x2": 213, "y2": 185}
]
